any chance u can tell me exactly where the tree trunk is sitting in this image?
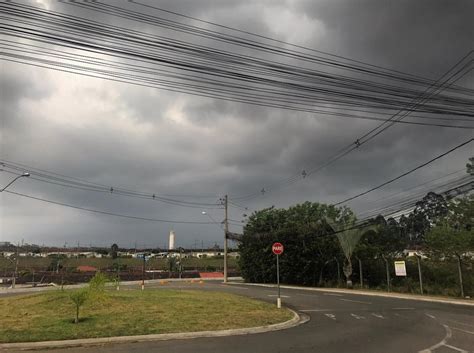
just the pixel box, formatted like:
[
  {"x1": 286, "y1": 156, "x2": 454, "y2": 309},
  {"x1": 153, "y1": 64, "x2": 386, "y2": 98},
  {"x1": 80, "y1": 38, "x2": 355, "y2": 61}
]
[
  {"x1": 343, "y1": 259, "x2": 353, "y2": 289},
  {"x1": 75, "y1": 304, "x2": 79, "y2": 324}
]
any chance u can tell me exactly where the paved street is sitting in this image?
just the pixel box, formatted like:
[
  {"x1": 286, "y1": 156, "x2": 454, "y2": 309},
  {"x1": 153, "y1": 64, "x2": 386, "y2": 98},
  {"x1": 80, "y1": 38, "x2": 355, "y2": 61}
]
[{"x1": 8, "y1": 282, "x2": 473, "y2": 353}]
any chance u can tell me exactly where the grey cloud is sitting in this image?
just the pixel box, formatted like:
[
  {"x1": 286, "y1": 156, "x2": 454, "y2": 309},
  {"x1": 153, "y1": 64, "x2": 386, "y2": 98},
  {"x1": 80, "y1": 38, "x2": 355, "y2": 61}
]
[{"x1": 1, "y1": 0, "x2": 473, "y2": 247}]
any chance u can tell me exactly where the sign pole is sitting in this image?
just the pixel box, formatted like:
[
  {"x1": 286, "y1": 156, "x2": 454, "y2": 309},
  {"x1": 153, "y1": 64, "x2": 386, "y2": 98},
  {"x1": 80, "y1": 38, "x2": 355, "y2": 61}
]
[
  {"x1": 276, "y1": 253, "x2": 281, "y2": 308},
  {"x1": 272, "y1": 242, "x2": 283, "y2": 309}
]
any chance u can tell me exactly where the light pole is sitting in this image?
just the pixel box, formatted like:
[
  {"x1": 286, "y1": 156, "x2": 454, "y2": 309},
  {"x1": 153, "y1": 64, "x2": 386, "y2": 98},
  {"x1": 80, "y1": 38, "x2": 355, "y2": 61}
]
[
  {"x1": 0, "y1": 172, "x2": 30, "y2": 192},
  {"x1": 202, "y1": 206, "x2": 228, "y2": 283}
]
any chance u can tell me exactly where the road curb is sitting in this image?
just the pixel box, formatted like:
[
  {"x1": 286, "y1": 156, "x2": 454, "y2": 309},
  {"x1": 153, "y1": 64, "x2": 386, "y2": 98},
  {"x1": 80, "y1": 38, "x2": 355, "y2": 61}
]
[
  {"x1": 0, "y1": 308, "x2": 306, "y2": 351},
  {"x1": 0, "y1": 277, "x2": 244, "y2": 295},
  {"x1": 231, "y1": 283, "x2": 474, "y2": 307}
]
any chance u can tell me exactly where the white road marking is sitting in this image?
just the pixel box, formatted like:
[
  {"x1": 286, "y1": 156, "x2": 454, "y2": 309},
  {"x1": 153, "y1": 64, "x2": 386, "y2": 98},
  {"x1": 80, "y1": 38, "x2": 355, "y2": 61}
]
[
  {"x1": 452, "y1": 327, "x2": 474, "y2": 335},
  {"x1": 340, "y1": 298, "x2": 372, "y2": 305},
  {"x1": 267, "y1": 295, "x2": 290, "y2": 298},
  {"x1": 443, "y1": 344, "x2": 468, "y2": 353},
  {"x1": 418, "y1": 324, "x2": 452, "y2": 353},
  {"x1": 417, "y1": 325, "x2": 468, "y2": 353},
  {"x1": 371, "y1": 313, "x2": 384, "y2": 319},
  {"x1": 300, "y1": 309, "x2": 332, "y2": 312},
  {"x1": 324, "y1": 313, "x2": 336, "y2": 320},
  {"x1": 223, "y1": 285, "x2": 249, "y2": 290},
  {"x1": 447, "y1": 319, "x2": 474, "y2": 329},
  {"x1": 296, "y1": 293, "x2": 318, "y2": 297},
  {"x1": 425, "y1": 313, "x2": 436, "y2": 319},
  {"x1": 323, "y1": 293, "x2": 343, "y2": 297},
  {"x1": 351, "y1": 313, "x2": 365, "y2": 320},
  {"x1": 393, "y1": 307, "x2": 415, "y2": 310}
]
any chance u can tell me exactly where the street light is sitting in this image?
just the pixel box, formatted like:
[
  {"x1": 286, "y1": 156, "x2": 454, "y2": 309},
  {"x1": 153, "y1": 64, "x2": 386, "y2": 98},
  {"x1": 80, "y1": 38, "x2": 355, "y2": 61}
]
[
  {"x1": 201, "y1": 210, "x2": 227, "y2": 282},
  {"x1": 0, "y1": 172, "x2": 30, "y2": 192},
  {"x1": 201, "y1": 211, "x2": 223, "y2": 229}
]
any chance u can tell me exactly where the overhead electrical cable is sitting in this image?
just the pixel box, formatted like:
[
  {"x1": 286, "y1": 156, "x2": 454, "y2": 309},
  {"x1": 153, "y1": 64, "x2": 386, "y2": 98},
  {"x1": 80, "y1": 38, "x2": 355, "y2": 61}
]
[
  {"x1": 1, "y1": 1, "x2": 473, "y2": 206},
  {"x1": 0, "y1": 160, "x2": 222, "y2": 208},
  {"x1": 333, "y1": 138, "x2": 473, "y2": 206},
  {"x1": 3, "y1": 190, "x2": 218, "y2": 225}
]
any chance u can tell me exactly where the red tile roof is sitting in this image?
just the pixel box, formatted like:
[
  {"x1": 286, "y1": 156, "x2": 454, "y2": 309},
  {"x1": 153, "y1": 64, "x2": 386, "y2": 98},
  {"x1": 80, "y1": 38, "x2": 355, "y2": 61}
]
[
  {"x1": 76, "y1": 265, "x2": 98, "y2": 272},
  {"x1": 199, "y1": 272, "x2": 224, "y2": 278}
]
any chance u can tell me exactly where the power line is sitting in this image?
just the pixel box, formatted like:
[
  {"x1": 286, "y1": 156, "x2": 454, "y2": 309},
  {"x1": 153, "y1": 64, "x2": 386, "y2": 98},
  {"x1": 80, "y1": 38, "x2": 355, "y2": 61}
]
[
  {"x1": 3, "y1": 190, "x2": 217, "y2": 225},
  {"x1": 334, "y1": 138, "x2": 473, "y2": 206},
  {"x1": 0, "y1": 160, "x2": 222, "y2": 209},
  {"x1": 2, "y1": 1, "x2": 473, "y2": 206}
]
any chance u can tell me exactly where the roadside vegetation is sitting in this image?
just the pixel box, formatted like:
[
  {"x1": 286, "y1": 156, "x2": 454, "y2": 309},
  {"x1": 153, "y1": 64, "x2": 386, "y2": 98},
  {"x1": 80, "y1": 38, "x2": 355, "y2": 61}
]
[{"x1": 239, "y1": 190, "x2": 473, "y2": 298}]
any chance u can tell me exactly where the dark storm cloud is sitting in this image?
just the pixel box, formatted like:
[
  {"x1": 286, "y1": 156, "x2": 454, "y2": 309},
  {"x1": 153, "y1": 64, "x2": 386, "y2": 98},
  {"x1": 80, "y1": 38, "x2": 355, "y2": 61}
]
[{"x1": 1, "y1": 0, "x2": 472, "y2": 248}]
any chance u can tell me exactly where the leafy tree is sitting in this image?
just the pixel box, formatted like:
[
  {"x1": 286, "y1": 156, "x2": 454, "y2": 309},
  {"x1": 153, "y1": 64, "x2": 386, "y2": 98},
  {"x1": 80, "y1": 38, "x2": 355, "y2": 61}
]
[
  {"x1": 239, "y1": 202, "x2": 354, "y2": 286},
  {"x1": 88, "y1": 272, "x2": 108, "y2": 300},
  {"x1": 467, "y1": 156, "x2": 473, "y2": 176},
  {"x1": 426, "y1": 223, "x2": 474, "y2": 259},
  {"x1": 110, "y1": 243, "x2": 119, "y2": 259},
  {"x1": 355, "y1": 216, "x2": 408, "y2": 288},
  {"x1": 69, "y1": 288, "x2": 89, "y2": 324},
  {"x1": 167, "y1": 256, "x2": 177, "y2": 274},
  {"x1": 68, "y1": 272, "x2": 109, "y2": 323},
  {"x1": 425, "y1": 196, "x2": 474, "y2": 297},
  {"x1": 446, "y1": 195, "x2": 473, "y2": 231},
  {"x1": 401, "y1": 192, "x2": 448, "y2": 245}
]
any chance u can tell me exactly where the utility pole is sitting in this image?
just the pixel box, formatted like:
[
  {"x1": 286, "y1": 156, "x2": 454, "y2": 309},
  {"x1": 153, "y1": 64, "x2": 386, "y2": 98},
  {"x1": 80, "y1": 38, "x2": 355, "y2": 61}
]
[
  {"x1": 416, "y1": 254, "x2": 423, "y2": 295},
  {"x1": 224, "y1": 194, "x2": 228, "y2": 283},
  {"x1": 12, "y1": 243, "x2": 19, "y2": 289},
  {"x1": 141, "y1": 255, "x2": 145, "y2": 291}
]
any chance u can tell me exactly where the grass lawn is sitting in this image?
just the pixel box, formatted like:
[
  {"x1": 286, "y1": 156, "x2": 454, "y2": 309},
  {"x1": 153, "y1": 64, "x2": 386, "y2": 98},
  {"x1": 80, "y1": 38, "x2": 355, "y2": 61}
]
[{"x1": 0, "y1": 289, "x2": 292, "y2": 343}]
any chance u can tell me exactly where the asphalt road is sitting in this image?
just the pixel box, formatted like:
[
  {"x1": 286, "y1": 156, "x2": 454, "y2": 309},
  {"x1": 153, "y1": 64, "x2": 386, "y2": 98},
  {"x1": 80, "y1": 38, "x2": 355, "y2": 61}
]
[{"x1": 5, "y1": 282, "x2": 474, "y2": 353}]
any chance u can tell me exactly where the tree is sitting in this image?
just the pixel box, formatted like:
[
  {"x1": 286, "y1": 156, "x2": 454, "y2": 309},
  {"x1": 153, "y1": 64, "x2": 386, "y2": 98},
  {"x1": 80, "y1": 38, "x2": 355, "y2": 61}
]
[
  {"x1": 167, "y1": 256, "x2": 177, "y2": 274},
  {"x1": 88, "y1": 272, "x2": 108, "y2": 300},
  {"x1": 69, "y1": 288, "x2": 89, "y2": 324},
  {"x1": 326, "y1": 217, "x2": 377, "y2": 288},
  {"x1": 239, "y1": 202, "x2": 354, "y2": 286},
  {"x1": 467, "y1": 156, "x2": 474, "y2": 176},
  {"x1": 110, "y1": 243, "x2": 119, "y2": 259},
  {"x1": 425, "y1": 196, "x2": 474, "y2": 297},
  {"x1": 402, "y1": 192, "x2": 448, "y2": 245},
  {"x1": 355, "y1": 216, "x2": 408, "y2": 289},
  {"x1": 68, "y1": 272, "x2": 109, "y2": 324}
]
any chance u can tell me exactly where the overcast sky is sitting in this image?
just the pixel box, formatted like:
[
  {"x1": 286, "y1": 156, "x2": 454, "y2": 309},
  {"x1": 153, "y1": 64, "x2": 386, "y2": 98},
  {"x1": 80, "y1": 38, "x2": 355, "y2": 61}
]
[{"x1": 1, "y1": 0, "x2": 473, "y2": 249}]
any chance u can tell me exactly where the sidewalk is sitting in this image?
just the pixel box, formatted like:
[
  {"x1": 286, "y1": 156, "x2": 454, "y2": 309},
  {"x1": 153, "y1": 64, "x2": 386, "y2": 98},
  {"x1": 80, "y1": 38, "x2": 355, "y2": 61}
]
[{"x1": 230, "y1": 282, "x2": 474, "y2": 307}]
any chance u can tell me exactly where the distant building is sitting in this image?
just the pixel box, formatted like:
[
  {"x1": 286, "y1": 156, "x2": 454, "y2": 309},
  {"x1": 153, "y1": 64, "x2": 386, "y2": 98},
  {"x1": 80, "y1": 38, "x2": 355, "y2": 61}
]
[
  {"x1": 76, "y1": 266, "x2": 98, "y2": 272},
  {"x1": 169, "y1": 230, "x2": 175, "y2": 250}
]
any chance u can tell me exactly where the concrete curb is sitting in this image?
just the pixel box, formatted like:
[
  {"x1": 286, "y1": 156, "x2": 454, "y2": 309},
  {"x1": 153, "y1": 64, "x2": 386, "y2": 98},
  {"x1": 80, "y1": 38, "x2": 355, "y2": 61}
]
[
  {"x1": 0, "y1": 277, "x2": 244, "y2": 295},
  {"x1": 0, "y1": 308, "x2": 306, "y2": 351},
  {"x1": 231, "y1": 283, "x2": 474, "y2": 307}
]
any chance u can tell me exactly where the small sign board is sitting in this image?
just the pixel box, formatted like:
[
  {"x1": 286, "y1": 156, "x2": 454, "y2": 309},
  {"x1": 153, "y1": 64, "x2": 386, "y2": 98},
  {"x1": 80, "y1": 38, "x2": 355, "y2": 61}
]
[
  {"x1": 272, "y1": 242, "x2": 284, "y2": 255},
  {"x1": 394, "y1": 261, "x2": 407, "y2": 276}
]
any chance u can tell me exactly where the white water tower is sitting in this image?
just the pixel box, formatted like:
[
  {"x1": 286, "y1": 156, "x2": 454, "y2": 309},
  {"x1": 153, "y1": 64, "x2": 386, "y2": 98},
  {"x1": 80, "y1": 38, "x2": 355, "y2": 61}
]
[{"x1": 169, "y1": 230, "x2": 175, "y2": 250}]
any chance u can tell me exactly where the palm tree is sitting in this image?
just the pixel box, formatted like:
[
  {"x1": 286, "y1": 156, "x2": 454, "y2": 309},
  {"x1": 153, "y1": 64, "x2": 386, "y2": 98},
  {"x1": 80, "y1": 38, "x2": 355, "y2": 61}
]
[{"x1": 326, "y1": 217, "x2": 377, "y2": 288}]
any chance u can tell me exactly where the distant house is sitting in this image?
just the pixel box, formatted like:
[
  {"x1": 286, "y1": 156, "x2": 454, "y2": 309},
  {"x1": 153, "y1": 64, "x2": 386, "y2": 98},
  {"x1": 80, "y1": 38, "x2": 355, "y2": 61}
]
[{"x1": 76, "y1": 265, "x2": 98, "y2": 272}]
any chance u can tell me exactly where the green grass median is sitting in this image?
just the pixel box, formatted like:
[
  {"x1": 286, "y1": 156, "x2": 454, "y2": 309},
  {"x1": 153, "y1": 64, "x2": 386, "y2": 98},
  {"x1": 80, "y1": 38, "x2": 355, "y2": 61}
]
[{"x1": 0, "y1": 289, "x2": 292, "y2": 343}]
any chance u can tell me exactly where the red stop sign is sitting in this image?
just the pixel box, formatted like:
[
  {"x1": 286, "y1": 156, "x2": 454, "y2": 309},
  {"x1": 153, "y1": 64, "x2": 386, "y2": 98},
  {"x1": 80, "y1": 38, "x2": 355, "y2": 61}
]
[{"x1": 272, "y1": 242, "x2": 284, "y2": 255}]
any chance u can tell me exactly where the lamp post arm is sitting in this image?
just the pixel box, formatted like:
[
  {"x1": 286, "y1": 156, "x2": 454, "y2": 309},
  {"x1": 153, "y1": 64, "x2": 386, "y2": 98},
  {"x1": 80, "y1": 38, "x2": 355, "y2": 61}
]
[{"x1": 0, "y1": 174, "x2": 29, "y2": 192}]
